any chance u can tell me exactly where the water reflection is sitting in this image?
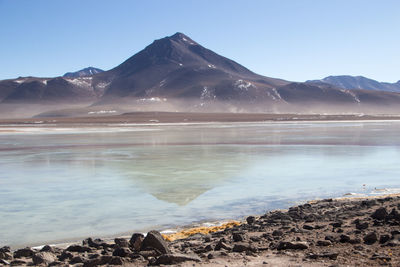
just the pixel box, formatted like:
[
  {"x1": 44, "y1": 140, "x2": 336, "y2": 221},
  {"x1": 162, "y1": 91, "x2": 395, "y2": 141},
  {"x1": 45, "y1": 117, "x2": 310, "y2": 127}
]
[{"x1": 1, "y1": 121, "x2": 400, "y2": 248}]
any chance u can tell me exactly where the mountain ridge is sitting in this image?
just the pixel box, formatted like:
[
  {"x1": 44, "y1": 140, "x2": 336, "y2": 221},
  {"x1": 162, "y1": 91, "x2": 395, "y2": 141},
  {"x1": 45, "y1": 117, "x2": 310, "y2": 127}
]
[
  {"x1": 1, "y1": 32, "x2": 400, "y2": 116},
  {"x1": 307, "y1": 75, "x2": 400, "y2": 92}
]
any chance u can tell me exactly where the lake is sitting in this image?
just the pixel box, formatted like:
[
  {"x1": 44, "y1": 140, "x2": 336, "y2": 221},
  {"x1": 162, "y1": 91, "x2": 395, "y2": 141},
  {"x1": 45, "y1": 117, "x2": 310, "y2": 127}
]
[{"x1": 1, "y1": 121, "x2": 400, "y2": 248}]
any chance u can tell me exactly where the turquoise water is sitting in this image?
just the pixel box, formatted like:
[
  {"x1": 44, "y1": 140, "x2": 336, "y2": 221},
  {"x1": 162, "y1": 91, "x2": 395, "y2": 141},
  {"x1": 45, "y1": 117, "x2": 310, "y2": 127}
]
[{"x1": 1, "y1": 121, "x2": 400, "y2": 248}]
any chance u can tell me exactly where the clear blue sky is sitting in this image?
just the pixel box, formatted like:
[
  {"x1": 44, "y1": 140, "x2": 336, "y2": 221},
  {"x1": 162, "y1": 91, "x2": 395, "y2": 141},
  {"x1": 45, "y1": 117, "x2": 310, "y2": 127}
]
[{"x1": 1, "y1": 0, "x2": 399, "y2": 82}]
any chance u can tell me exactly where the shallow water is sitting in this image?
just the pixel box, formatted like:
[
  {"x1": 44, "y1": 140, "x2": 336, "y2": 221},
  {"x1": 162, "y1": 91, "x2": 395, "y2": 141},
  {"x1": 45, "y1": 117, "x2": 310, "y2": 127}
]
[{"x1": 1, "y1": 121, "x2": 400, "y2": 248}]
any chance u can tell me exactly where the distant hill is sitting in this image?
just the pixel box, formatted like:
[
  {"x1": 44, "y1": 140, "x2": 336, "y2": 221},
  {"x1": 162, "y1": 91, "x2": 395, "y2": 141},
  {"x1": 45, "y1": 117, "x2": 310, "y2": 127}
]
[
  {"x1": 307, "y1": 75, "x2": 400, "y2": 92},
  {"x1": 63, "y1": 67, "x2": 104, "y2": 78},
  {"x1": 1, "y1": 33, "x2": 400, "y2": 115}
]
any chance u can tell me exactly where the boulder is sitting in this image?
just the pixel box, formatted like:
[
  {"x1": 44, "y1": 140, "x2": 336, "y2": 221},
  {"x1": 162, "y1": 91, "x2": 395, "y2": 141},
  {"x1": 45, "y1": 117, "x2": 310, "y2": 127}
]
[
  {"x1": 155, "y1": 253, "x2": 201, "y2": 265},
  {"x1": 214, "y1": 240, "x2": 232, "y2": 251},
  {"x1": 141, "y1": 230, "x2": 170, "y2": 254},
  {"x1": 14, "y1": 247, "x2": 34, "y2": 258},
  {"x1": 246, "y1": 216, "x2": 256, "y2": 224},
  {"x1": 356, "y1": 222, "x2": 369, "y2": 230},
  {"x1": 232, "y1": 232, "x2": 246, "y2": 242},
  {"x1": 66, "y1": 244, "x2": 91, "y2": 253},
  {"x1": 371, "y1": 207, "x2": 388, "y2": 220},
  {"x1": 32, "y1": 252, "x2": 57, "y2": 265},
  {"x1": 364, "y1": 232, "x2": 378, "y2": 245},
  {"x1": 112, "y1": 247, "x2": 132, "y2": 257},
  {"x1": 114, "y1": 238, "x2": 130, "y2": 248},
  {"x1": 232, "y1": 242, "x2": 257, "y2": 253},
  {"x1": 129, "y1": 233, "x2": 144, "y2": 251}
]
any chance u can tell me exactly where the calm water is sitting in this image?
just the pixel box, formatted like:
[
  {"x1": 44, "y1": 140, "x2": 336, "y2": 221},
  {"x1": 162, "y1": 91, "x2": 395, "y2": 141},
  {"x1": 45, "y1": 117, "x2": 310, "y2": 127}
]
[{"x1": 1, "y1": 121, "x2": 400, "y2": 248}]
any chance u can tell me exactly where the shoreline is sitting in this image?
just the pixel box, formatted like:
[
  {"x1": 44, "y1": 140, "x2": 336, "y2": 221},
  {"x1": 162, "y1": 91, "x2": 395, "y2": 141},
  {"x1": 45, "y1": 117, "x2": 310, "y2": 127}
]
[
  {"x1": 2, "y1": 193, "x2": 400, "y2": 266},
  {"x1": 1, "y1": 111, "x2": 400, "y2": 126}
]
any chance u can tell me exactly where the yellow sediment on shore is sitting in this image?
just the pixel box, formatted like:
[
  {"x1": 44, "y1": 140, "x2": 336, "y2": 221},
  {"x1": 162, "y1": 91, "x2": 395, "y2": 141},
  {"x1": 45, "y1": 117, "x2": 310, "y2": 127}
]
[{"x1": 162, "y1": 221, "x2": 240, "y2": 242}]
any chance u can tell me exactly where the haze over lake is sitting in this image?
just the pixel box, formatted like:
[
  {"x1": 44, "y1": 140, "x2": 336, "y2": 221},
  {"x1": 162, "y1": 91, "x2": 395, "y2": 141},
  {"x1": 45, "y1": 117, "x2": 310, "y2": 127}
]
[{"x1": 1, "y1": 121, "x2": 400, "y2": 248}]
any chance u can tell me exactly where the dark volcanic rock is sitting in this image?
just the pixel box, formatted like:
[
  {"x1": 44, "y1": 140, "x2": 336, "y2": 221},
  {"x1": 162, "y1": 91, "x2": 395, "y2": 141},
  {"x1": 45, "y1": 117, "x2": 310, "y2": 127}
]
[
  {"x1": 114, "y1": 238, "x2": 130, "y2": 248},
  {"x1": 130, "y1": 233, "x2": 144, "y2": 251},
  {"x1": 339, "y1": 234, "x2": 351, "y2": 243},
  {"x1": 58, "y1": 251, "x2": 73, "y2": 261},
  {"x1": 232, "y1": 232, "x2": 246, "y2": 242},
  {"x1": 356, "y1": 221, "x2": 369, "y2": 230},
  {"x1": 246, "y1": 216, "x2": 256, "y2": 225},
  {"x1": 32, "y1": 252, "x2": 56, "y2": 265},
  {"x1": 214, "y1": 240, "x2": 232, "y2": 251},
  {"x1": 141, "y1": 230, "x2": 171, "y2": 254},
  {"x1": 0, "y1": 259, "x2": 10, "y2": 265},
  {"x1": 364, "y1": 232, "x2": 378, "y2": 245},
  {"x1": 112, "y1": 247, "x2": 132, "y2": 257},
  {"x1": 83, "y1": 237, "x2": 103, "y2": 248},
  {"x1": 66, "y1": 244, "x2": 91, "y2": 253},
  {"x1": 69, "y1": 255, "x2": 84, "y2": 264},
  {"x1": 13, "y1": 247, "x2": 34, "y2": 258},
  {"x1": 316, "y1": 240, "x2": 332, "y2": 246},
  {"x1": 379, "y1": 234, "x2": 391, "y2": 244},
  {"x1": 155, "y1": 253, "x2": 201, "y2": 265},
  {"x1": 277, "y1": 241, "x2": 308, "y2": 250},
  {"x1": 272, "y1": 230, "x2": 284, "y2": 237},
  {"x1": 0, "y1": 251, "x2": 12, "y2": 260},
  {"x1": 371, "y1": 207, "x2": 388, "y2": 220},
  {"x1": 232, "y1": 242, "x2": 257, "y2": 253}
]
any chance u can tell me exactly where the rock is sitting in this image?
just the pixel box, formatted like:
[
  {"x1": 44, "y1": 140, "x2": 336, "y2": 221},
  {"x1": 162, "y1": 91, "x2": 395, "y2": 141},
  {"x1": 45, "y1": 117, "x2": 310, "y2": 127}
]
[
  {"x1": 307, "y1": 252, "x2": 339, "y2": 260},
  {"x1": 112, "y1": 247, "x2": 132, "y2": 257},
  {"x1": 232, "y1": 242, "x2": 257, "y2": 253},
  {"x1": 0, "y1": 259, "x2": 10, "y2": 265},
  {"x1": 83, "y1": 238, "x2": 103, "y2": 248},
  {"x1": 10, "y1": 259, "x2": 27, "y2": 265},
  {"x1": 114, "y1": 238, "x2": 130, "y2": 248},
  {"x1": 339, "y1": 234, "x2": 351, "y2": 243},
  {"x1": 356, "y1": 222, "x2": 369, "y2": 230},
  {"x1": 69, "y1": 255, "x2": 84, "y2": 264},
  {"x1": 13, "y1": 247, "x2": 34, "y2": 258},
  {"x1": 371, "y1": 207, "x2": 388, "y2": 220},
  {"x1": 214, "y1": 240, "x2": 232, "y2": 251},
  {"x1": 32, "y1": 252, "x2": 56, "y2": 265},
  {"x1": 66, "y1": 244, "x2": 92, "y2": 253},
  {"x1": 0, "y1": 251, "x2": 12, "y2": 260},
  {"x1": 48, "y1": 261, "x2": 62, "y2": 266},
  {"x1": 40, "y1": 245, "x2": 53, "y2": 252},
  {"x1": 388, "y1": 208, "x2": 400, "y2": 221},
  {"x1": 129, "y1": 233, "x2": 144, "y2": 251},
  {"x1": 330, "y1": 222, "x2": 342, "y2": 228},
  {"x1": 303, "y1": 224, "x2": 314, "y2": 230},
  {"x1": 316, "y1": 240, "x2": 331, "y2": 246},
  {"x1": 109, "y1": 256, "x2": 123, "y2": 265},
  {"x1": 277, "y1": 241, "x2": 308, "y2": 250},
  {"x1": 272, "y1": 230, "x2": 284, "y2": 237},
  {"x1": 379, "y1": 234, "x2": 391, "y2": 244},
  {"x1": 232, "y1": 232, "x2": 246, "y2": 242},
  {"x1": 0, "y1": 247, "x2": 10, "y2": 253},
  {"x1": 155, "y1": 253, "x2": 201, "y2": 265},
  {"x1": 141, "y1": 231, "x2": 170, "y2": 254},
  {"x1": 246, "y1": 216, "x2": 256, "y2": 225},
  {"x1": 83, "y1": 255, "x2": 123, "y2": 267},
  {"x1": 364, "y1": 232, "x2": 378, "y2": 245},
  {"x1": 58, "y1": 251, "x2": 73, "y2": 261},
  {"x1": 349, "y1": 238, "x2": 361, "y2": 244}
]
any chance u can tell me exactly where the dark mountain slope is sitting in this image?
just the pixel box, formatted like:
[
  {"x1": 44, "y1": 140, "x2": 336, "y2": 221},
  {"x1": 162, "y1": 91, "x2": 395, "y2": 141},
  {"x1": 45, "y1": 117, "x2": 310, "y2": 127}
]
[
  {"x1": 63, "y1": 67, "x2": 104, "y2": 78},
  {"x1": 307, "y1": 75, "x2": 400, "y2": 92}
]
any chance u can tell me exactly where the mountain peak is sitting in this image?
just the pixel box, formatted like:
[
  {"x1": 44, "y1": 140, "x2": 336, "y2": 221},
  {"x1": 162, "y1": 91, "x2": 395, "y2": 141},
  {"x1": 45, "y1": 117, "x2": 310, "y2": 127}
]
[
  {"x1": 168, "y1": 32, "x2": 197, "y2": 44},
  {"x1": 63, "y1": 67, "x2": 103, "y2": 78}
]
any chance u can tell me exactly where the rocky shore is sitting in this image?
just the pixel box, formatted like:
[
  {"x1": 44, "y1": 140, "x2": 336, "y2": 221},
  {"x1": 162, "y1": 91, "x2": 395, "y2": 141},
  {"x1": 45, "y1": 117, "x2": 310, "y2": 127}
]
[{"x1": 1, "y1": 195, "x2": 400, "y2": 266}]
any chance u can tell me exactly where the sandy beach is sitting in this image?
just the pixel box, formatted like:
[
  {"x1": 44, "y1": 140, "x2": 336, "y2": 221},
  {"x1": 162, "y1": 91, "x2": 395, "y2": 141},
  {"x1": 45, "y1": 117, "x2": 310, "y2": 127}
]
[{"x1": 1, "y1": 194, "x2": 400, "y2": 266}]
